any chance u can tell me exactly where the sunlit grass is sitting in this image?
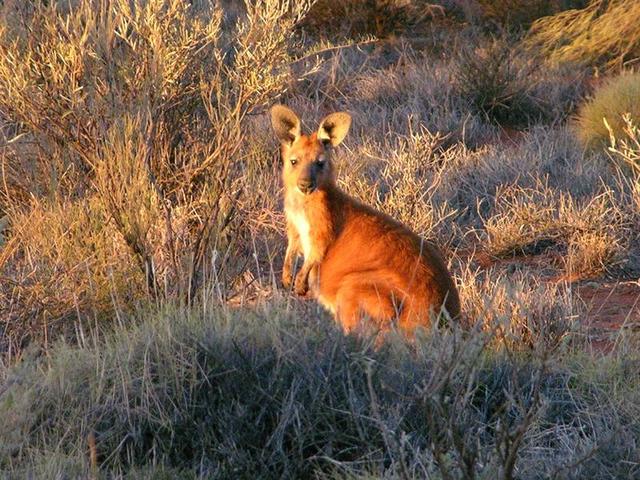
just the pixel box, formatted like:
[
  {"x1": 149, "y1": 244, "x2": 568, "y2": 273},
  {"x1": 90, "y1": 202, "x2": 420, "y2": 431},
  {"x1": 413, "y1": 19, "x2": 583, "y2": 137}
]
[
  {"x1": 526, "y1": 0, "x2": 640, "y2": 69},
  {"x1": 576, "y1": 72, "x2": 640, "y2": 147},
  {"x1": 1, "y1": 0, "x2": 640, "y2": 477}
]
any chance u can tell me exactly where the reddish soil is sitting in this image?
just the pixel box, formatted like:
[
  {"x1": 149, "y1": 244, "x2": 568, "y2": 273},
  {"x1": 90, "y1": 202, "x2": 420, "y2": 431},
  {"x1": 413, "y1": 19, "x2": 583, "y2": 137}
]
[
  {"x1": 472, "y1": 248, "x2": 564, "y2": 279},
  {"x1": 473, "y1": 114, "x2": 639, "y2": 352},
  {"x1": 576, "y1": 281, "x2": 640, "y2": 352},
  {"x1": 497, "y1": 126, "x2": 527, "y2": 146},
  {"x1": 462, "y1": 246, "x2": 640, "y2": 353}
]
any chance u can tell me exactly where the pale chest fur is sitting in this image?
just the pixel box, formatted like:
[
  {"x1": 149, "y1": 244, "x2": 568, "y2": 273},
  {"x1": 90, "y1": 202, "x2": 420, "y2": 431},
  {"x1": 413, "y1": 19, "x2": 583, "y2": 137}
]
[{"x1": 285, "y1": 204, "x2": 312, "y2": 259}]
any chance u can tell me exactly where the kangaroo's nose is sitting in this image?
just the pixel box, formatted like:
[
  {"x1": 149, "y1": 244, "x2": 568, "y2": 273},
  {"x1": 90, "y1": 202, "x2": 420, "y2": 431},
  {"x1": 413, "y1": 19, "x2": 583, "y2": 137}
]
[{"x1": 297, "y1": 179, "x2": 315, "y2": 194}]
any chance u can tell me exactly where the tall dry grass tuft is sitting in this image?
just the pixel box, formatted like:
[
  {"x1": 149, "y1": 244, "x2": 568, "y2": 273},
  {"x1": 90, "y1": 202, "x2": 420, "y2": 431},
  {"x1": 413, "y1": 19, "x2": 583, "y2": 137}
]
[
  {"x1": 605, "y1": 114, "x2": 640, "y2": 176},
  {"x1": 0, "y1": 0, "x2": 315, "y2": 348},
  {"x1": 482, "y1": 182, "x2": 627, "y2": 278},
  {"x1": 606, "y1": 114, "x2": 640, "y2": 244},
  {"x1": 462, "y1": 268, "x2": 574, "y2": 349},
  {"x1": 526, "y1": 0, "x2": 640, "y2": 69},
  {"x1": 576, "y1": 72, "x2": 640, "y2": 148}
]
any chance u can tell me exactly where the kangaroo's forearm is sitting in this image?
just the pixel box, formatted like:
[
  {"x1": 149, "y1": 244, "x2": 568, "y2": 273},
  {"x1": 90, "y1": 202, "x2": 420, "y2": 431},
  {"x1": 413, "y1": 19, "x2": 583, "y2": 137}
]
[
  {"x1": 294, "y1": 259, "x2": 319, "y2": 296},
  {"x1": 282, "y1": 241, "x2": 299, "y2": 289}
]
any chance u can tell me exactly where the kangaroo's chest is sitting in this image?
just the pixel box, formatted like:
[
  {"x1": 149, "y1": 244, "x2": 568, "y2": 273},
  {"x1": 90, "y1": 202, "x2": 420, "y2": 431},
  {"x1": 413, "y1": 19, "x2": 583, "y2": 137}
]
[{"x1": 286, "y1": 208, "x2": 312, "y2": 259}]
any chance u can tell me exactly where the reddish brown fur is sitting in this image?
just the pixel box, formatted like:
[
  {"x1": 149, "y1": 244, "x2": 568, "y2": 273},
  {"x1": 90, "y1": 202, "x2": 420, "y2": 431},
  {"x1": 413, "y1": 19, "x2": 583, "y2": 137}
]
[{"x1": 271, "y1": 105, "x2": 460, "y2": 340}]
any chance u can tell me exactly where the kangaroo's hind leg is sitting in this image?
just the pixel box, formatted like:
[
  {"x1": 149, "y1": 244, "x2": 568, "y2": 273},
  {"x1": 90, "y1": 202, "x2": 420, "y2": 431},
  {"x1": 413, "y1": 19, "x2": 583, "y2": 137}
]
[{"x1": 335, "y1": 283, "x2": 396, "y2": 338}]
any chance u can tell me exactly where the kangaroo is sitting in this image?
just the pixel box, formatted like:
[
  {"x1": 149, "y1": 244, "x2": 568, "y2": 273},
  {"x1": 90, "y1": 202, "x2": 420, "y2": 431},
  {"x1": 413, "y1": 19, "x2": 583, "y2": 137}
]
[{"x1": 271, "y1": 104, "x2": 460, "y2": 338}]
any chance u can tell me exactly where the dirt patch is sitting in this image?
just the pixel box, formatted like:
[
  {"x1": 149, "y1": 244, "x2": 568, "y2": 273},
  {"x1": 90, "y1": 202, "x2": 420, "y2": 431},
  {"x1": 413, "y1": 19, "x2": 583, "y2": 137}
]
[
  {"x1": 462, "y1": 245, "x2": 640, "y2": 352},
  {"x1": 497, "y1": 126, "x2": 527, "y2": 146},
  {"x1": 462, "y1": 247, "x2": 564, "y2": 280},
  {"x1": 576, "y1": 281, "x2": 640, "y2": 351}
]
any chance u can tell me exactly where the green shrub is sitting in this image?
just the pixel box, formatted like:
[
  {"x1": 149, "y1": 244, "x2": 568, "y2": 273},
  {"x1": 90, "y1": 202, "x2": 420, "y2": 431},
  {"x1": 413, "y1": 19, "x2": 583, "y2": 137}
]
[
  {"x1": 1, "y1": 303, "x2": 638, "y2": 478},
  {"x1": 454, "y1": 38, "x2": 546, "y2": 127},
  {"x1": 302, "y1": 0, "x2": 445, "y2": 38},
  {"x1": 476, "y1": 0, "x2": 587, "y2": 31},
  {"x1": 576, "y1": 72, "x2": 640, "y2": 147}
]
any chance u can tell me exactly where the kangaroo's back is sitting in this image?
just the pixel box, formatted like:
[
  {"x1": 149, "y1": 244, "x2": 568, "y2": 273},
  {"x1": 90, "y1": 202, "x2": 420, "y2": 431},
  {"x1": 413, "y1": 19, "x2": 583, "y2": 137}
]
[
  {"x1": 270, "y1": 104, "x2": 460, "y2": 340},
  {"x1": 316, "y1": 191, "x2": 460, "y2": 334}
]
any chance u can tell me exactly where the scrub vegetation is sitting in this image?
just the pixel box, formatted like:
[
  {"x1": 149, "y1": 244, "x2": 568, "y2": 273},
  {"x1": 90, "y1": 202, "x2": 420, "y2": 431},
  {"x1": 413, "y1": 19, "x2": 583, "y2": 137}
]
[{"x1": 1, "y1": 0, "x2": 639, "y2": 478}]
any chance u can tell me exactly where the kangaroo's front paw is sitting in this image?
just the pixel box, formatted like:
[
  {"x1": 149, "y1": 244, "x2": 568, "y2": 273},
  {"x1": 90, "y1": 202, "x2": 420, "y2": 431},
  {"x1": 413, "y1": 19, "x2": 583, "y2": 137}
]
[
  {"x1": 294, "y1": 272, "x2": 309, "y2": 296},
  {"x1": 282, "y1": 269, "x2": 293, "y2": 290}
]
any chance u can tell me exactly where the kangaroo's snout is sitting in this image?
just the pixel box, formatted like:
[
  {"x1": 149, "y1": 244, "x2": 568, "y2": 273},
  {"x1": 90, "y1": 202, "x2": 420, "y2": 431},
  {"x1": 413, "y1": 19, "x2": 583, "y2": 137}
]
[{"x1": 297, "y1": 178, "x2": 315, "y2": 194}]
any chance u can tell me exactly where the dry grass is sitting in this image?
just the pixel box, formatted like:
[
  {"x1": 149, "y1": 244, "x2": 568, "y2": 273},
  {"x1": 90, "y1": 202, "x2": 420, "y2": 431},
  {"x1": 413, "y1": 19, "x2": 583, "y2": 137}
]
[
  {"x1": 0, "y1": 0, "x2": 633, "y2": 345},
  {"x1": 576, "y1": 72, "x2": 640, "y2": 147},
  {"x1": 454, "y1": 37, "x2": 554, "y2": 127},
  {"x1": 526, "y1": 0, "x2": 640, "y2": 69},
  {"x1": 1, "y1": 1, "x2": 640, "y2": 477},
  {"x1": 605, "y1": 114, "x2": 640, "y2": 250},
  {"x1": 606, "y1": 113, "x2": 640, "y2": 175},
  {"x1": 455, "y1": 34, "x2": 588, "y2": 127},
  {"x1": 476, "y1": 0, "x2": 587, "y2": 30},
  {"x1": 1, "y1": 300, "x2": 638, "y2": 479},
  {"x1": 483, "y1": 182, "x2": 626, "y2": 277},
  {"x1": 0, "y1": 0, "x2": 316, "y2": 346},
  {"x1": 0, "y1": 196, "x2": 143, "y2": 350},
  {"x1": 458, "y1": 263, "x2": 574, "y2": 347},
  {"x1": 302, "y1": 0, "x2": 447, "y2": 39}
]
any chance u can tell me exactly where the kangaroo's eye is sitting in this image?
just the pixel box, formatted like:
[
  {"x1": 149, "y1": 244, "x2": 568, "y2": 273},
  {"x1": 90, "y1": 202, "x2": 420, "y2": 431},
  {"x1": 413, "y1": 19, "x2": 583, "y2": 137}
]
[
  {"x1": 317, "y1": 156, "x2": 325, "y2": 166},
  {"x1": 290, "y1": 158, "x2": 297, "y2": 166}
]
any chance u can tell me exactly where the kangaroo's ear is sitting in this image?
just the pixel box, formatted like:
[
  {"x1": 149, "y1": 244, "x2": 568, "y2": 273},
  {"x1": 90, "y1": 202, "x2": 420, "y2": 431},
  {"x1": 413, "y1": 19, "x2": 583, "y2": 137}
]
[
  {"x1": 271, "y1": 104, "x2": 301, "y2": 145},
  {"x1": 318, "y1": 112, "x2": 351, "y2": 147}
]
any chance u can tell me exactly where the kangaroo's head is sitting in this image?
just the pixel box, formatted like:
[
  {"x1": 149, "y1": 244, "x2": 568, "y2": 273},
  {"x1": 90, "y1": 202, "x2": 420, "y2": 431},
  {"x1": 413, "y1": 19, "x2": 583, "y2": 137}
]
[{"x1": 271, "y1": 105, "x2": 351, "y2": 196}]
